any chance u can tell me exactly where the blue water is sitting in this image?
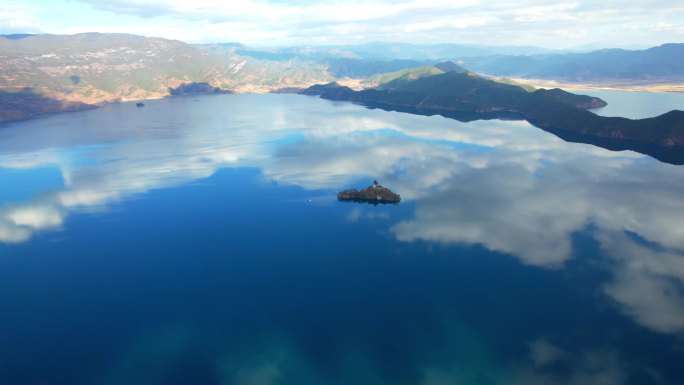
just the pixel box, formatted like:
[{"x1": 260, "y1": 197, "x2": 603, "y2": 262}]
[
  {"x1": 581, "y1": 89, "x2": 684, "y2": 119},
  {"x1": 1, "y1": 93, "x2": 684, "y2": 385}
]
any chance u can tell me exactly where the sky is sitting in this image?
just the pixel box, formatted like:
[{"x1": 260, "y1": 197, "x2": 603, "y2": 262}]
[{"x1": 1, "y1": 0, "x2": 683, "y2": 48}]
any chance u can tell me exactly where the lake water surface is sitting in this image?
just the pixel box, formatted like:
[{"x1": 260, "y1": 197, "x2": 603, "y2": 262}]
[{"x1": 1, "y1": 93, "x2": 684, "y2": 385}]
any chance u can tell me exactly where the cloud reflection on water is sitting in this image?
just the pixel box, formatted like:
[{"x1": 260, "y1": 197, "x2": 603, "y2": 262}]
[{"x1": 1, "y1": 94, "x2": 683, "y2": 338}]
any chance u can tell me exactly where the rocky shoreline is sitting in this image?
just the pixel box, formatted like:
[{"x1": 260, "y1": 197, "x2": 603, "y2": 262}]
[{"x1": 338, "y1": 181, "x2": 401, "y2": 205}]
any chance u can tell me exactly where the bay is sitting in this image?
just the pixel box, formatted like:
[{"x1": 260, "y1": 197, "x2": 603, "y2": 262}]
[
  {"x1": 0, "y1": 93, "x2": 683, "y2": 385},
  {"x1": 583, "y1": 89, "x2": 684, "y2": 119}
]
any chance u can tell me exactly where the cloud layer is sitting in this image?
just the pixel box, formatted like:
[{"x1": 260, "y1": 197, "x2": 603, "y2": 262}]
[{"x1": 1, "y1": 0, "x2": 683, "y2": 47}]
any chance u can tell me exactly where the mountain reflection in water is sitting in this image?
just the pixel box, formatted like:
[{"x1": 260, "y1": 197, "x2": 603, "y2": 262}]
[{"x1": 0, "y1": 93, "x2": 683, "y2": 385}]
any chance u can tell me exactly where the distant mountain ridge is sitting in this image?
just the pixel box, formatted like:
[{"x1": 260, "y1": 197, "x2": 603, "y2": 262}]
[
  {"x1": 461, "y1": 43, "x2": 684, "y2": 81},
  {"x1": 203, "y1": 42, "x2": 554, "y2": 62},
  {"x1": 3, "y1": 33, "x2": 682, "y2": 105},
  {"x1": 195, "y1": 41, "x2": 684, "y2": 83},
  {"x1": 0, "y1": 34, "x2": 35, "y2": 40}
]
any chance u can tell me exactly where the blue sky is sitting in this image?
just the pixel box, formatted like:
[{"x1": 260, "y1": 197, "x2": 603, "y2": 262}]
[{"x1": 1, "y1": 0, "x2": 683, "y2": 48}]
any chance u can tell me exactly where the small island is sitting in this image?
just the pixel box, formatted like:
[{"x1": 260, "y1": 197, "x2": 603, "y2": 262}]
[{"x1": 338, "y1": 180, "x2": 401, "y2": 204}]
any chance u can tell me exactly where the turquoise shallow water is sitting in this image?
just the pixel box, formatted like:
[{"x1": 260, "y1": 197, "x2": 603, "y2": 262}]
[{"x1": 0, "y1": 93, "x2": 683, "y2": 385}]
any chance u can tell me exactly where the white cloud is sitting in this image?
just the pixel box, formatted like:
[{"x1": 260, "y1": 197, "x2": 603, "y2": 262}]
[
  {"x1": 0, "y1": 3, "x2": 42, "y2": 34},
  {"x1": 5, "y1": 0, "x2": 677, "y2": 47},
  {"x1": 7, "y1": 205, "x2": 63, "y2": 228},
  {"x1": 0, "y1": 220, "x2": 31, "y2": 243},
  {"x1": 0, "y1": 204, "x2": 63, "y2": 243},
  {"x1": 598, "y1": 230, "x2": 684, "y2": 334}
]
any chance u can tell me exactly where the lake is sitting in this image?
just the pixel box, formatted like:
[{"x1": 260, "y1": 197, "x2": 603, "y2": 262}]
[{"x1": 1, "y1": 92, "x2": 684, "y2": 385}]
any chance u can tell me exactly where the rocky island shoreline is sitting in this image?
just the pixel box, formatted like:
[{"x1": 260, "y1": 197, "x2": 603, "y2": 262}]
[{"x1": 338, "y1": 181, "x2": 401, "y2": 205}]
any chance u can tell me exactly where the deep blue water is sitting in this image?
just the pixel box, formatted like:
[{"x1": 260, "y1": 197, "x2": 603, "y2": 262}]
[{"x1": 1, "y1": 93, "x2": 684, "y2": 385}]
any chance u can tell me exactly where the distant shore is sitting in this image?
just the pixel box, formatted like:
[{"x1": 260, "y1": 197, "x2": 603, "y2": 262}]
[
  {"x1": 336, "y1": 77, "x2": 684, "y2": 93},
  {"x1": 503, "y1": 78, "x2": 684, "y2": 93},
  {"x1": 3, "y1": 77, "x2": 683, "y2": 126}
]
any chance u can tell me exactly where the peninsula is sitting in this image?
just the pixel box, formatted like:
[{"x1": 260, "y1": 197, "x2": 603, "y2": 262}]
[{"x1": 301, "y1": 71, "x2": 684, "y2": 164}]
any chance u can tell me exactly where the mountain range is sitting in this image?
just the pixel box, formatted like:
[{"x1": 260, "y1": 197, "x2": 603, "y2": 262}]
[
  {"x1": 2, "y1": 32, "x2": 684, "y2": 160},
  {"x1": 199, "y1": 41, "x2": 684, "y2": 83},
  {"x1": 194, "y1": 42, "x2": 555, "y2": 61},
  {"x1": 460, "y1": 44, "x2": 684, "y2": 82},
  {"x1": 3, "y1": 33, "x2": 683, "y2": 111},
  {"x1": 0, "y1": 33, "x2": 332, "y2": 106}
]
